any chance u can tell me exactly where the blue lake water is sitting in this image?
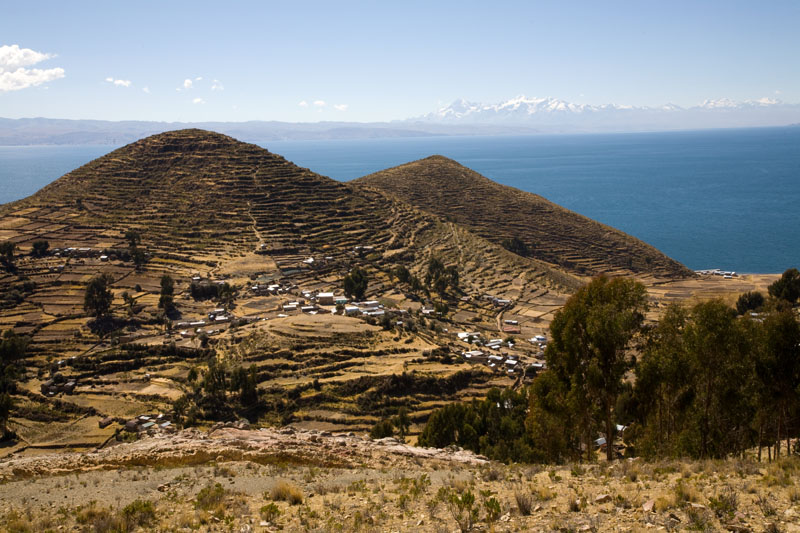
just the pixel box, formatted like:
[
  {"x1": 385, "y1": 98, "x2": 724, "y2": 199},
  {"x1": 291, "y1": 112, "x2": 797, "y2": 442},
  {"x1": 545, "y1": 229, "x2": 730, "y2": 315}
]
[{"x1": 1, "y1": 127, "x2": 798, "y2": 273}]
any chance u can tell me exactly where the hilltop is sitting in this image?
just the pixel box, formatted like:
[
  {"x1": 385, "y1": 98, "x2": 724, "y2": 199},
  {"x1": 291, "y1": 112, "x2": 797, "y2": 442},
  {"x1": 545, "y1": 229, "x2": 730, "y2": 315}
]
[
  {"x1": 2, "y1": 129, "x2": 580, "y2": 303},
  {"x1": 354, "y1": 155, "x2": 693, "y2": 278},
  {"x1": 2, "y1": 130, "x2": 576, "y2": 287}
]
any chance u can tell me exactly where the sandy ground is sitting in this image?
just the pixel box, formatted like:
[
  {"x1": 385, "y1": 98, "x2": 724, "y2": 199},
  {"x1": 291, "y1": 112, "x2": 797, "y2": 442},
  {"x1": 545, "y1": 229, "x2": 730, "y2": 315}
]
[{"x1": 2, "y1": 427, "x2": 800, "y2": 532}]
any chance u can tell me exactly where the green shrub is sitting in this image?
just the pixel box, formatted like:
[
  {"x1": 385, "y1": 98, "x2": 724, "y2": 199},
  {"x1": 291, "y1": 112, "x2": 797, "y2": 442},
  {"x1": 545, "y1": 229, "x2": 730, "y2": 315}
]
[
  {"x1": 260, "y1": 502, "x2": 281, "y2": 522},
  {"x1": 708, "y1": 486, "x2": 737, "y2": 519},
  {"x1": 121, "y1": 499, "x2": 155, "y2": 529},
  {"x1": 195, "y1": 483, "x2": 227, "y2": 511},
  {"x1": 369, "y1": 419, "x2": 395, "y2": 439}
]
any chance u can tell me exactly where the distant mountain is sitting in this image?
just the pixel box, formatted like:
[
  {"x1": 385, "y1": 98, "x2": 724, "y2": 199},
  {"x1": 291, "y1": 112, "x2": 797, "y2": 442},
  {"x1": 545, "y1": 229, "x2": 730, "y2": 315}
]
[
  {"x1": 1, "y1": 96, "x2": 799, "y2": 145},
  {"x1": 414, "y1": 95, "x2": 800, "y2": 132}
]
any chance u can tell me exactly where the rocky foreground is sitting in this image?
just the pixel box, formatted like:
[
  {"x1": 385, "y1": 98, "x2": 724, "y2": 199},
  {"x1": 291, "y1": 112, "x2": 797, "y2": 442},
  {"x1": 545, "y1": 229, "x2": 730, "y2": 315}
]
[
  {"x1": 0, "y1": 426, "x2": 487, "y2": 481},
  {"x1": 2, "y1": 428, "x2": 800, "y2": 532}
]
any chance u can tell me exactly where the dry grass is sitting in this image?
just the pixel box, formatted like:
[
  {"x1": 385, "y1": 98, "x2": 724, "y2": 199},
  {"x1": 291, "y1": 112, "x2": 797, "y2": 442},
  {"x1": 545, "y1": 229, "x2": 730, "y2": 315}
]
[
  {"x1": 269, "y1": 480, "x2": 304, "y2": 505},
  {"x1": 4, "y1": 453, "x2": 800, "y2": 533},
  {"x1": 514, "y1": 485, "x2": 533, "y2": 515},
  {"x1": 535, "y1": 485, "x2": 556, "y2": 501}
]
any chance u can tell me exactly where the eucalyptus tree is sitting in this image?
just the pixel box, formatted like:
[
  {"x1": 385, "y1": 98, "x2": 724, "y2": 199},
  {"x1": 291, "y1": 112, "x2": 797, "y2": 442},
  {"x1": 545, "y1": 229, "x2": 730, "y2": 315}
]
[{"x1": 545, "y1": 276, "x2": 648, "y2": 461}]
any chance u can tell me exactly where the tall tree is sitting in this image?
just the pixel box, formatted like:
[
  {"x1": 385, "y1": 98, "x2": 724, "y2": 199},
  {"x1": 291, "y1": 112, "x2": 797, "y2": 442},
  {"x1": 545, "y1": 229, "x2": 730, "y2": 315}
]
[
  {"x1": 633, "y1": 304, "x2": 692, "y2": 457},
  {"x1": 84, "y1": 274, "x2": 114, "y2": 318},
  {"x1": 30, "y1": 240, "x2": 49, "y2": 258},
  {"x1": 0, "y1": 330, "x2": 29, "y2": 438},
  {"x1": 768, "y1": 268, "x2": 800, "y2": 304},
  {"x1": 545, "y1": 276, "x2": 648, "y2": 461},
  {"x1": 736, "y1": 291, "x2": 765, "y2": 315},
  {"x1": 526, "y1": 369, "x2": 574, "y2": 462},
  {"x1": 217, "y1": 282, "x2": 235, "y2": 309},
  {"x1": 159, "y1": 274, "x2": 175, "y2": 312},
  {"x1": 393, "y1": 407, "x2": 411, "y2": 440},
  {"x1": 0, "y1": 241, "x2": 16, "y2": 271},
  {"x1": 633, "y1": 300, "x2": 757, "y2": 459},
  {"x1": 343, "y1": 267, "x2": 368, "y2": 300},
  {"x1": 125, "y1": 229, "x2": 141, "y2": 249},
  {"x1": 754, "y1": 309, "x2": 800, "y2": 457},
  {"x1": 680, "y1": 300, "x2": 752, "y2": 458}
]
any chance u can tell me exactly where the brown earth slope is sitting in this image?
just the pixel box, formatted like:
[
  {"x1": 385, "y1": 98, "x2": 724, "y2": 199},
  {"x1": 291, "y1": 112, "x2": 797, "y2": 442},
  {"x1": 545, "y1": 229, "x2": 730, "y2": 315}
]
[
  {"x1": 0, "y1": 129, "x2": 579, "y2": 292},
  {"x1": 353, "y1": 155, "x2": 693, "y2": 278}
]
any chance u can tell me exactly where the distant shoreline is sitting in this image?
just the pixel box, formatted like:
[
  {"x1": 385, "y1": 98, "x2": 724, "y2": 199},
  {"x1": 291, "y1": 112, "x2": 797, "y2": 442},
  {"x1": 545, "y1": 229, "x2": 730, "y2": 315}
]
[{"x1": 0, "y1": 117, "x2": 797, "y2": 146}]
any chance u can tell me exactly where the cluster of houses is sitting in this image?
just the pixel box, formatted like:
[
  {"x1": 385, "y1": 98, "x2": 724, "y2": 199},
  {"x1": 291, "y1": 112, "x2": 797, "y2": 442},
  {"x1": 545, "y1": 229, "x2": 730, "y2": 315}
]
[
  {"x1": 344, "y1": 300, "x2": 392, "y2": 318},
  {"x1": 281, "y1": 299, "x2": 320, "y2": 315},
  {"x1": 40, "y1": 372, "x2": 77, "y2": 396},
  {"x1": 455, "y1": 330, "x2": 546, "y2": 377},
  {"x1": 122, "y1": 413, "x2": 175, "y2": 434},
  {"x1": 528, "y1": 334, "x2": 547, "y2": 351},
  {"x1": 278, "y1": 292, "x2": 395, "y2": 319},
  {"x1": 51, "y1": 247, "x2": 100, "y2": 258},
  {"x1": 279, "y1": 289, "x2": 344, "y2": 315},
  {"x1": 300, "y1": 255, "x2": 336, "y2": 267},
  {"x1": 176, "y1": 309, "x2": 246, "y2": 339},
  {"x1": 249, "y1": 280, "x2": 297, "y2": 296},
  {"x1": 482, "y1": 294, "x2": 513, "y2": 308},
  {"x1": 50, "y1": 247, "x2": 127, "y2": 263},
  {"x1": 696, "y1": 269, "x2": 738, "y2": 279},
  {"x1": 303, "y1": 290, "x2": 346, "y2": 306},
  {"x1": 460, "y1": 348, "x2": 545, "y2": 377}
]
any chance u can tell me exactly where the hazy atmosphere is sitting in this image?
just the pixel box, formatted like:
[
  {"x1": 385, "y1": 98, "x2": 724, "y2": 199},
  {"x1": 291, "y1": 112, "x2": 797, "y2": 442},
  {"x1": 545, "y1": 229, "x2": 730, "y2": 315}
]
[{"x1": 2, "y1": 1, "x2": 799, "y2": 123}]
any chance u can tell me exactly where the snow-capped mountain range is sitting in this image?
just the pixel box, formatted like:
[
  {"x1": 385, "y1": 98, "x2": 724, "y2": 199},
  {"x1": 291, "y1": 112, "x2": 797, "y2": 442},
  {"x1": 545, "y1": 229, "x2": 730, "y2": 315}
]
[{"x1": 413, "y1": 95, "x2": 800, "y2": 132}]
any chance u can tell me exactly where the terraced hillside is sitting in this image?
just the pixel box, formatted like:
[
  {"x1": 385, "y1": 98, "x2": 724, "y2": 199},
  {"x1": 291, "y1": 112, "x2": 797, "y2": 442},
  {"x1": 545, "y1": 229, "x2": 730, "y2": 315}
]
[
  {"x1": 1, "y1": 130, "x2": 578, "y2": 290},
  {"x1": 353, "y1": 155, "x2": 694, "y2": 278},
  {"x1": 0, "y1": 129, "x2": 583, "y2": 454},
  {"x1": 5, "y1": 128, "x2": 392, "y2": 257}
]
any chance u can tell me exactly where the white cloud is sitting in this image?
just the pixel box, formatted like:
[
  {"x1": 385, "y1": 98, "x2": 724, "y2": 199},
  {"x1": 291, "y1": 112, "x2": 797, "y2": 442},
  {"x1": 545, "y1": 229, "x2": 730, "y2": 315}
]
[
  {"x1": 0, "y1": 44, "x2": 52, "y2": 69},
  {"x1": 211, "y1": 79, "x2": 223, "y2": 91},
  {"x1": 195, "y1": 76, "x2": 202, "y2": 81},
  {"x1": 334, "y1": 104, "x2": 348, "y2": 111},
  {"x1": 105, "y1": 77, "x2": 131, "y2": 87},
  {"x1": 298, "y1": 100, "x2": 309, "y2": 107},
  {"x1": 0, "y1": 44, "x2": 64, "y2": 92},
  {"x1": 183, "y1": 78, "x2": 193, "y2": 89},
  {"x1": 313, "y1": 100, "x2": 326, "y2": 107},
  {"x1": 192, "y1": 97, "x2": 205, "y2": 104},
  {"x1": 142, "y1": 86, "x2": 150, "y2": 94}
]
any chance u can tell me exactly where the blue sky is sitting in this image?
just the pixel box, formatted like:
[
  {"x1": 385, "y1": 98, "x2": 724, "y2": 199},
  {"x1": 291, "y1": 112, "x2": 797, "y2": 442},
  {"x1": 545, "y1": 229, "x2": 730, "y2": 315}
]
[{"x1": 1, "y1": 0, "x2": 798, "y2": 122}]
